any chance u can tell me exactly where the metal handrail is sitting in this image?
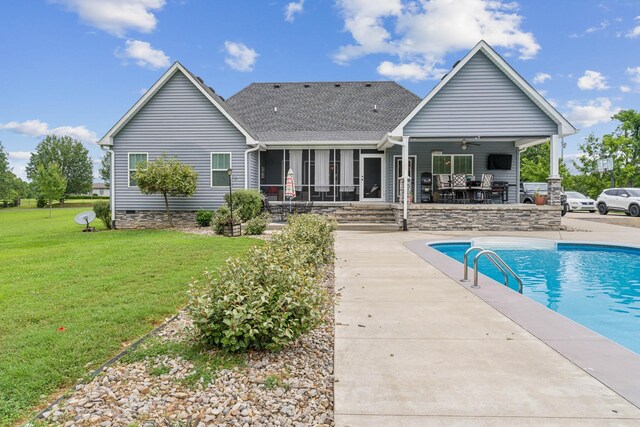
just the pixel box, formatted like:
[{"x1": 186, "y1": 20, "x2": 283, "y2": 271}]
[
  {"x1": 472, "y1": 249, "x2": 523, "y2": 294},
  {"x1": 461, "y1": 246, "x2": 485, "y2": 281}
]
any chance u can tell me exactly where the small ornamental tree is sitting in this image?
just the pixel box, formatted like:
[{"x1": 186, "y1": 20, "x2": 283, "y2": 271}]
[
  {"x1": 33, "y1": 163, "x2": 67, "y2": 217},
  {"x1": 134, "y1": 155, "x2": 198, "y2": 226}
]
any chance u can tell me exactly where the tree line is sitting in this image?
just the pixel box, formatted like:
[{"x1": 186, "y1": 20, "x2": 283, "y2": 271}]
[
  {"x1": 0, "y1": 135, "x2": 94, "y2": 210},
  {"x1": 520, "y1": 109, "x2": 640, "y2": 198}
]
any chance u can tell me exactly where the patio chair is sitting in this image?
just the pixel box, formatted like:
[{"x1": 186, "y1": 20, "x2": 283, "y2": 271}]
[
  {"x1": 451, "y1": 173, "x2": 469, "y2": 203},
  {"x1": 435, "y1": 174, "x2": 453, "y2": 203},
  {"x1": 470, "y1": 173, "x2": 494, "y2": 203}
]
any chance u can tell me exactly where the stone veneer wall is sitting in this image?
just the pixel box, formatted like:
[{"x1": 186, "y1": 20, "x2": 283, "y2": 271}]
[
  {"x1": 115, "y1": 210, "x2": 198, "y2": 229},
  {"x1": 393, "y1": 204, "x2": 562, "y2": 231}
]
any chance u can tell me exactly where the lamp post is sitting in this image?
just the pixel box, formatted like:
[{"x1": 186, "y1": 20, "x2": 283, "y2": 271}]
[{"x1": 227, "y1": 168, "x2": 234, "y2": 234}]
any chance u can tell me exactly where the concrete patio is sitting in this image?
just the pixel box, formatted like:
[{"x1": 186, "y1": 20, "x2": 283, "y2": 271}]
[{"x1": 333, "y1": 215, "x2": 640, "y2": 426}]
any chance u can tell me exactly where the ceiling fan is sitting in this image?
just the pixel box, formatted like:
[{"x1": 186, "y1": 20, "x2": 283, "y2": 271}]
[{"x1": 460, "y1": 138, "x2": 481, "y2": 150}]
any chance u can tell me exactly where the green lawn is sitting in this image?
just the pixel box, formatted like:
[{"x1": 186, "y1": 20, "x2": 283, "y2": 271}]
[
  {"x1": 15, "y1": 198, "x2": 107, "y2": 209},
  {"x1": 0, "y1": 208, "x2": 258, "y2": 426}
]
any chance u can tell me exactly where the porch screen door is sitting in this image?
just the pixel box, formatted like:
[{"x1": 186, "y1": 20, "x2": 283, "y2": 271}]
[{"x1": 360, "y1": 154, "x2": 383, "y2": 200}]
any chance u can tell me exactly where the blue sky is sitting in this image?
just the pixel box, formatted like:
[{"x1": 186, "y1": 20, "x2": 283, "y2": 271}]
[{"x1": 1, "y1": 0, "x2": 639, "y2": 180}]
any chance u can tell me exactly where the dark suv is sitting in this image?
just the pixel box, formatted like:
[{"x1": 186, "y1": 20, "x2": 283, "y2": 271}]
[{"x1": 520, "y1": 182, "x2": 567, "y2": 215}]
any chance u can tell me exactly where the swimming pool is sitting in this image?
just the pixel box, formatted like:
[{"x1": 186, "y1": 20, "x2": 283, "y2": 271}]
[{"x1": 431, "y1": 240, "x2": 640, "y2": 355}]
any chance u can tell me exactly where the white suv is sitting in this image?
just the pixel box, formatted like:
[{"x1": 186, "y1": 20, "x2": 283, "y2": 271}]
[{"x1": 596, "y1": 188, "x2": 640, "y2": 217}]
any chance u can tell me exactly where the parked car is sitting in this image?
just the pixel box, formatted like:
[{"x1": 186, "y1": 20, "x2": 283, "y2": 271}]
[
  {"x1": 564, "y1": 191, "x2": 596, "y2": 213},
  {"x1": 519, "y1": 182, "x2": 548, "y2": 204},
  {"x1": 596, "y1": 188, "x2": 640, "y2": 217},
  {"x1": 520, "y1": 182, "x2": 568, "y2": 215}
]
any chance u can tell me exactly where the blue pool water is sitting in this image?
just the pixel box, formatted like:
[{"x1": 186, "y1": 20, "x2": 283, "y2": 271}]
[{"x1": 431, "y1": 242, "x2": 640, "y2": 355}]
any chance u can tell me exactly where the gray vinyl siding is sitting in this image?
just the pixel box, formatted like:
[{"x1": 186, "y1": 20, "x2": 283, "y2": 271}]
[
  {"x1": 248, "y1": 150, "x2": 259, "y2": 189},
  {"x1": 385, "y1": 141, "x2": 519, "y2": 203},
  {"x1": 112, "y1": 71, "x2": 248, "y2": 211},
  {"x1": 404, "y1": 51, "x2": 558, "y2": 137}
]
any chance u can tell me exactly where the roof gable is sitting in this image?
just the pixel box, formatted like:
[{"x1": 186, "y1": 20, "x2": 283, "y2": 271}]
[
  {"x1": 392, "y1": 41, "x2": 576, "y2": 138},
  {"x1": 98, "y1": 62, "x2": 255, "y2": 146}
]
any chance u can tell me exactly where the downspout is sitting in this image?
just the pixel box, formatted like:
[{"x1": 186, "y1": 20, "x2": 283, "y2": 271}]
[
  {"x1": 100, "y1": 145, "x2": 116, "y2": 229},
  {"x1": 383, "y1": 134, "x2": 409, "y2": 231},
  {"x1": 244, "y1": 143, "x2": 261, "y2": 189}
]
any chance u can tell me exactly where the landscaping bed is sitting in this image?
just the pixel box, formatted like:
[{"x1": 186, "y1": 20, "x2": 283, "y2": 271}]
[{"x1": 40, "y1": 265, "x2": 335, "y2": 426}]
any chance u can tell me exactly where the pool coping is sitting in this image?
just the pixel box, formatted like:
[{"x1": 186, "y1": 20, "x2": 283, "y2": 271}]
[{"x1": 405, "y1": 238, "x2": 640, "y2": 409}]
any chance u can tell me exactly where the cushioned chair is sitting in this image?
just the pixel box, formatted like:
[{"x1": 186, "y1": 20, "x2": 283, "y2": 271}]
[
  {"x1": 470, "y1": 173, "x2": 494, "y2": 203},
  {"x1": 435, "y1": 174, "x2": 453, "y2": 203},
  {"x1": 451, "y1": 173, "x2": 469, "y2": 203}
]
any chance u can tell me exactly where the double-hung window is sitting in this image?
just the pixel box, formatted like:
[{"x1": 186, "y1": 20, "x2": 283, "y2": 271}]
[
  {"x1": 211, "y1": 153, "x2": 231, "y2": 187},
  {"x1": 128, "y1": 153, "x2": 148, "y2": 187}
]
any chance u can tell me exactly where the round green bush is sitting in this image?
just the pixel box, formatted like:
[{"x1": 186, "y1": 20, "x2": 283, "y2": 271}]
[
  {"x1": 244, "y1": 212, "x2": 271, "y2": 235},
  {"x1": 224, "y1": 189, "x2": 263, "y2": 222},
  {"x1": 92, "y1": 200, "x2": 112, "y2": 229},
  {"x1": 196, "y1": 209, "x2": 213, "y2": 227},
  {"x1": 189, "y1": 214, "x2": 335, "y2": 352}
]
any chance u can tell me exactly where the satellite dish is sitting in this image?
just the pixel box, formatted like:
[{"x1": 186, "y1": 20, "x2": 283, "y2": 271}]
[{"x1": 74, "y1": 211, "x2": 96, "y2": 231}]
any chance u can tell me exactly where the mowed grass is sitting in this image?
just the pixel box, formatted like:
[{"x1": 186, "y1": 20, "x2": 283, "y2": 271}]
[
  {"x1": 16, "y1": 198, "x2": 106, "y2": 209},
  {"x1": 0, "y1": 208, "x2": 259, "y2": 426}
]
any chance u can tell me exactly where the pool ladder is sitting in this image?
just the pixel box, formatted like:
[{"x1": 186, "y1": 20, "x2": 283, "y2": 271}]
[{"x1": 461, "y1": 246, "x2": 523, "y2": 294}]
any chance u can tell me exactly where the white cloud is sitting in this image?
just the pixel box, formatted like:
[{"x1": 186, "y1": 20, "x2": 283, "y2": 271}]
[
  {"x1": 533, "y1": 72, "x2": 551, "y2": 84},
  {"x1": 0, "y1": 119, "x2": 49, "y2": 137},
  {"x1": 626, "y1": 66, "x2": 640, "y2": 84},
  {"x1": 333, "y1": 0, "x2": 540, "y2": 81},
  {"x1": 224, "y1": 41, "x2": 258, "y2": 72},
  {"x1": 8, "y1": 151, "x2": 32, "y2": 160},
  {"x1": 0, "y1": 119, "x2": 97, "y2": 144},
  {"x1": 620, "y1": 85, "x2": 631, "y2": 93},
  {"x1": 626, "y1": 16, "x2": 640, "y2": 38},
  {"x1": 577, "y1": 70, "x2": 609, "y2": 90},
  {"x1": 564, "y1": 98, "x2": 620, "y2": 128},
  {"x1": 284, "y1": 0, "x2": 304, "y2": 22},
  {"x1": 377, "y1": 61, "x2": 441, "y2": 81},
  {"x1": 53, "y1": 0, "x2": 165, "y2": 37},
  {"x1": 119, "y1": 40, "x2": 170, "y2": 69}
]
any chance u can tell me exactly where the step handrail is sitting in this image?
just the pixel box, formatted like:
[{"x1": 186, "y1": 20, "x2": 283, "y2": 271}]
[
  {"x1": 472, "y1": 249, "x2": 523, "y2": 294},
  {"x1": 461, "y1": 246, "x2": 485, "y2": 281}
]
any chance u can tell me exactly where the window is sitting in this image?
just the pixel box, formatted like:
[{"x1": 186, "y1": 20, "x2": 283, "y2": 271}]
[
  {"x1": 128, "y1": 153, "x2": 148, "y2": 187},
  {"x1": 211, "y1": 153, "x2": 231, "y2": 187},
  {"x1": 432, "y1": 154, "x2": 473, "y2": 175}
]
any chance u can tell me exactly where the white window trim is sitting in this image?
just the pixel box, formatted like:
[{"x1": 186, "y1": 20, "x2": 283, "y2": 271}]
[
  {"x1": 430, "y1": 153, "x2": 474, "y2": 176},
  {"x1": 211, "y1": 152, "x2": 232, "y2": 188},
  {"x1": 128, "y1": 152, "x2": 148, "y2": 187}
]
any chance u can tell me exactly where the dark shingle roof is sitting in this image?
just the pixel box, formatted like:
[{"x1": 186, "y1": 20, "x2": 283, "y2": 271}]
[{"x1": 226, "y1": 81, "x2": 421, "y2": 142}]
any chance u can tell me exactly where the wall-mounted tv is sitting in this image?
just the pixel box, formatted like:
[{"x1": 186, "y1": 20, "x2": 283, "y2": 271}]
[{"x1": 487, "y1": 154, "x2": 512, "y2": 170}]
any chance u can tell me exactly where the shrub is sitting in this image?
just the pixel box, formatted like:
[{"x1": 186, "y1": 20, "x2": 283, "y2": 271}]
[
  {"x1": 276, "y1": 214, "x2": 335, "y2": 273},
  {"x1": 212, "y1": 205, "x2": 241, "y2": 235},
  {"x1": 244, "y1": 212, "x2": 271, "y2": 235},
  {"x1": 36, "y1": 196, "x2": 46, "y2": 208},
  {"x1": 196, "y1": 209, "x2": 213, "y2": 227},
  {"x1": 224, "y1": 189, "x2": 263, "y2": 222},
  {"x1": 189, "y1": 214, "x2": 334, "y2": 352},
  {"x1": 93, "y1": 200, "x2": 112, "y2": 229}
]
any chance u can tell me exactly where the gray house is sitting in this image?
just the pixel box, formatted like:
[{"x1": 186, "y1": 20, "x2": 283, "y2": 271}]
[{"x1": 99, "y1": 41, "x2": 576, "y2": 230}]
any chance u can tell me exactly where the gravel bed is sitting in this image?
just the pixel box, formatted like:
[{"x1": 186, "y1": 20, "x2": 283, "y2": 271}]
[{"x1": 40, "y1": 267, "x2": 335, "y2": 426}]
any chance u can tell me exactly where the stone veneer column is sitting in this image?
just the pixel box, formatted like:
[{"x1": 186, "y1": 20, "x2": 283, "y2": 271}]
[{"x1": 547, "y1": 177, "x2": 563, "y2": 206}]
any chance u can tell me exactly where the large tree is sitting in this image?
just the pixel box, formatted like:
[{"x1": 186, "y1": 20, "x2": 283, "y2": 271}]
[
  {"x1": 0, "y1": 142, "x2": 10, "y2": 202},
  {"x1": 135, "y1": 155, "x2": 198, "y2": 226},
  {"x1": 26, "y1": 135, "x2": 92, "y2": 198},
  {"x1": 33, "y1": 163, "x2": 67, "y2": 217},
  {"x1": 520, "y1": 141, "x2": 572, "y2": 183},
  {"x1": 99, "y1": 152, "x2": 111, "y2": 188}
]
